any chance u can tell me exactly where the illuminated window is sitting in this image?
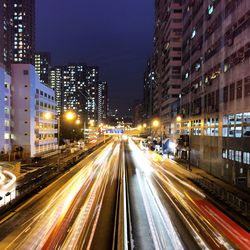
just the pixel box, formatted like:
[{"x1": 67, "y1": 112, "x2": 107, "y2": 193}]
[
  {"x1": 4, "y1": 133, "x2": 10, "y2": 139},
  {"x1": 243, "y1": 112, "x2": 250, "y2": 123},
  {"x1": 243, "y1": 126, "x2": 250, "y2": 137},
  {"x1": 243, "y1": 152, "x2": 250, "y2": 164},
  {"x1": 228, "y1": 149, "x2": 234, "y2": 160},
  {"x1": 208, "y1": 5, "x2": 214, "y2": 15},
  {"x1": 235, "y1": 151, "x2": 242, "y2": 162},
  {"x1": 222, "y1": 149, "x2": 227, "y2": 159},
  {"x1": 191, "y1": 29, "x2": 196, "y2": 39}
]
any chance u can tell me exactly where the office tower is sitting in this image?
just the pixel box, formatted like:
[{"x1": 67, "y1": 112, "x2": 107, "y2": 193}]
[
  {"x1": 154, "y1": 0, "x2": 182, "y2": 133},
  {"x1": 97, "y1": 81, "x2": 108, "y2": 124},
  {"x1": 11, "y1": 0, "x2": 35, "y2": 64},
  {"x1": 35, "y1": 52, "x2": 51, "y2": 85},
  {"x1": 180, "y1": 0, "x2": 250, "y2": 189}
]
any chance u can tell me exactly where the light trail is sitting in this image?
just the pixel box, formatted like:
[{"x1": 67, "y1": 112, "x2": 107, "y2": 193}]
[
  {"x1": 128, "y1": 138, "x2": 184, "y2": 250},
  {"x1": 132, "y1": 139, "x2": 250, "y2": 250},
  {"x1": 4, "y1": 142, "x2": 116, "y2": 250},
  {"x1": 62, "y1": 143, "x2": 120, "y2": 249}
]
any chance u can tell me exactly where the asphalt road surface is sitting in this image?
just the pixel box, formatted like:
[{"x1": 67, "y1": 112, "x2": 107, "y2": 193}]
[{"x1": 0, "y1": 139, "x2": 121, "y2": 250}]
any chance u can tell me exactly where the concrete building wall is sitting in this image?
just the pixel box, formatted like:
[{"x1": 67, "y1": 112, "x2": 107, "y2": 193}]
[
  {"x1": 0, "y1": 67, "x2": 12, "y2": 154},
  {"x1": 154, "y1": 0, "x2": 182, "y2": 140},
  {"x1": 180, "y1": 0, "x2": 250, "y2": 190},
  {"x1": 0, "y1": 68, "x2": 6, "y2": 153},
  {"x1": 11, "y1": 64, "x2": 57, "y2": 157}
]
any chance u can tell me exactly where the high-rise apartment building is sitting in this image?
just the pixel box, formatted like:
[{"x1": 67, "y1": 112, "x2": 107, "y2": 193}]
[
  {"x1": 0, "y1": 0, "x2": 12, "y2": 72},
  {"x1": 0, "y1": 0, "x2": 13, "y2": 153},
  {"x1": 52, "y1": 64, "x2": 101, "y2": 124},
  {"x1": 61, "y1": 64, "x2": 85, "y2": 117},
  {"x1": 97, "y1": 81, "x2": 108, "y2": 124},
  {"x1": 0, "y1": 0, "x2": 58, "y2": 157},
  {"x1": 84, "y1": 66, "x2": 99, "y2": 123},
  {"x1": 154, "y1": 0, "x2": 182, "y2": 136},
  {"x1": 180, "y1": 0, "x2": 250, "y2": 190},
  {"x1": 35, "y1": 52, "x2": 51, "y2": 85},
  {"x1": 50, "y1": 67, "x2": 63, "y2": 115},
  {"x1": 143, "y1": 56, "x2": 156, "y2": 122},
  {"x1": 11, "y1": 0, "x2": 35, "y2": 64}
]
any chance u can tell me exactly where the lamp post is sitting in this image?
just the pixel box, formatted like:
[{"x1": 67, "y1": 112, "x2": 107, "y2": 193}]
[{"x1": 152, "y1": 119, "x2": 164, "y2": 155}]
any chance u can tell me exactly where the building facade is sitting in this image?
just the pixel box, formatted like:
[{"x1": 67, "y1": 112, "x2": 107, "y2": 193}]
[
  {"x1": 50, "y1": 67, "x2": 62, "y2": 115},
  {"x1": 0, "y1": 0, "x2": 59, "y2": 158},
  {"x1": 143, "y1": 56, "x2": 156, "y2": 123},
  {"x1": 180, "y1": 0, "x2": 250, "y2": 190},
  {"x1": 35, "y1": 52, "x2": 51, "y2": 85},
  {"x1": 51, "y1": 64, "x2": 101, "y2": 125},
  {"x1": 0, "y1": 68, "x2": 12, "y2": 154},
  {"x1": 11, "y1": 64, "x2": 57, "y2": 157},
  {"x1": 0, "y1": 0, "x2": 12, "y2": 72},
  {"x1": 11, "y1": 0, "x2": 35, "y2": 64},
  {"x1": 84, "y1": 66, "x2": 99, "y2": 123},
  {"x1": 154, "y1": 0, "x2": 182, "y2": 136},
  {"x1": 97, "y1": 81, "x2": 108, "y2": 125}
]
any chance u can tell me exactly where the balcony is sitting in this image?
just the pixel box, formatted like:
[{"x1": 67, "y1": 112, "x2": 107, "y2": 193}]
[{"x1": 35, "y1": 138, "x2": 58, "y2": 146}]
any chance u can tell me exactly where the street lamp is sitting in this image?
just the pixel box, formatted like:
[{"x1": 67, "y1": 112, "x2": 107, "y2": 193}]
[
  {"x1": 152, "y1": 119, "x2": 160, "y2": 128},
  {"x1": 176, "y1": 115, "x2": 182, "y2": 123},
  {"x1": 75, "y1": 119, "x2": 81, "y2": 125},
  {"x1": 89, "y1": 119, "x2": 95, "y2": 127},
  {"x1": 152, "y1": 119, "x2": 164, "y2": 155},
  {"x1": 65, "y1": 111, "x2": 76, "y2": 121}
]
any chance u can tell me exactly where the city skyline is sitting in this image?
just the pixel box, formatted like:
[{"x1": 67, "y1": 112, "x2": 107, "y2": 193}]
[
  {"x1": 0, "y1": 1, "x2": 250, "y2": 250},
  {"x1": 36, "y1": 0, "x2": 154, "y2": 114}
]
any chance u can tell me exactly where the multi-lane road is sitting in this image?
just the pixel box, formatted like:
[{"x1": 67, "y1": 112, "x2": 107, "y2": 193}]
[
  {"x1": 125, "y1": 138, "x2": 250, "y2": 250},
  {"x1": 0, "y1": 139, "x2": 121, "y2": 250},
  {"x1": 0, "y1": 137, "x2": 249, "y2": 249}
]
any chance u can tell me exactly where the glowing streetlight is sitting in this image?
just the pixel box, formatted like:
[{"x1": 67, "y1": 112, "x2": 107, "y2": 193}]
[
  {"x1": 152, "y1": 119, "x2": 160, "y2": 128},
  {"x1": 176, "y1": 115, "x2": 182, "y2": 122},
  {"x1": 89, "y1": 119, "x2": 95, "y2": 127},
  {"x1": 65, "y1": 111, "x2": 76, "y2": 121},
  {"x1": 137, "y1": 124, "x2": 142, "y2": 130},
  {"x1": 75, "y1": 119, "x2": 81, "y2": 125},
  {"x1": 143, "y1": 123, "x2": 147, "y2": 128}
]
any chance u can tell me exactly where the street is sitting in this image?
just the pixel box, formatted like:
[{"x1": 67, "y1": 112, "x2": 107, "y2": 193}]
[
  {"x1": 0, "y1": 139, "x2": 121, "y2": 249},
  {"x1": 126, "y1": 138, "x2": 250, "y2": 250},
  {"x1": 0, "y1": 137, "x2": 249, "y2": 249}
]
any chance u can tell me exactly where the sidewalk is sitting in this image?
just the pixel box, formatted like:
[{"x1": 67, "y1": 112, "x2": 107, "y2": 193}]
[{"x1": 164, "y1": 156, "x2": 250, "y2": 230}]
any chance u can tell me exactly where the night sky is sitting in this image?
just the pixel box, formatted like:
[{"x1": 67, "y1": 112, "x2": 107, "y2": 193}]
[{"x1": 36, "y1": 0, "x2": 154, "y2": 115}]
